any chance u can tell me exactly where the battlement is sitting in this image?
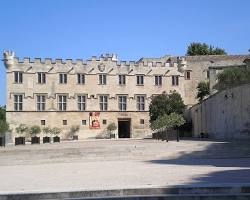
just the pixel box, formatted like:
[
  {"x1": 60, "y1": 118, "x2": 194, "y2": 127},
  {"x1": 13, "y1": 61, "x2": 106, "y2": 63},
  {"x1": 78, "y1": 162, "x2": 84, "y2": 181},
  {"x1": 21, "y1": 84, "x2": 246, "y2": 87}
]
[{"x1": 4, "y1": 51, "x2": 176, "y2": 69}]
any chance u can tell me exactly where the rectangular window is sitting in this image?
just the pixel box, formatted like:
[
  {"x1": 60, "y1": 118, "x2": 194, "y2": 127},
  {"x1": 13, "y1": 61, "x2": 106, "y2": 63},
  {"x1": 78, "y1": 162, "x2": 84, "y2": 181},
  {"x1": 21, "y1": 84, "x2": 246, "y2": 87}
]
[
  {"x1": 63, "y1": 120, "x2": 67, "y2": 125},
  {"x1": 59, "y1": 73, "x2": 67, "y2": 84},
  {"x1": 118, "y1": 75, "x2": 126, "y2": 85},
  {"x1": 103, "y1": 119, "x2": 107, "y2": 125},
  {"x1": 14, "y1": 72, "x2": 23, "y2": 83},
  {"x1": 140, "y1": 119, "x2": 145, "y2": 125},
  {"x1": 136, "y1": 75, "x2": 144, "y2": 85},
  {"x1": 38, "y1": 72, "x2": 46, "y2": 84},
  {"x1": 99, "y1": 74, "x2": 107, "y2": 85},
  {"x1": 118, "y1": 96, "x2": 127, "y2": 111},
  {"x1": 78, "y1": 95, "x2": 86, "y2": 111},
  {"x1": 185, "y1": 71, "x2": 191, "y2": 80},
  {"x1": 136, "y1": 96, "x2": 145, "y2": 111},
  {"x1": 172, "y1": 75, "x2": 179, "y2": 86},
  {"x1": 155, "y1": 75, "x2": 162, "y2": 86},
  {"x1": 99, "y1": 95, "x2": 108, "y2": 111},
  {"x1": 41, "y1": 120, "x2": 46, "y2": 126},
  {"x1": 58, "y1": 95, "x2": 67, "y2": 111},
  {"x1": 14, "y1": 95, "x2": 23, "y2": 111},
  {"x1": 77, "y1": 73, "x2": 85, "y2": 84},
  {"x1": 37, "y1": 95, "x2": 46, "y2": 111},
  {"x1": 82, "y1": 120, "x2": 87, "y2": 125}
]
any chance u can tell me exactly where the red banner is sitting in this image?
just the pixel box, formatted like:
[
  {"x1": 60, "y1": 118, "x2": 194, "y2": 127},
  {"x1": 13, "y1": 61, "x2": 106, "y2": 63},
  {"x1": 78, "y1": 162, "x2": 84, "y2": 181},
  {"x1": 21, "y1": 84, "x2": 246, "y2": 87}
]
[{"x1": 89, "y1": 112, "x2": 100, "y2": 129}]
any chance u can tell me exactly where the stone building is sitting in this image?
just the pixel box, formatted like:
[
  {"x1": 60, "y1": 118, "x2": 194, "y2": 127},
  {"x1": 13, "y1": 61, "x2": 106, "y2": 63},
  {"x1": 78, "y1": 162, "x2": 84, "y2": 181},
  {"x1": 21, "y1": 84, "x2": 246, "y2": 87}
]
[{"x1": 3, "y1": 51, "x2": 250, "y2": 140}]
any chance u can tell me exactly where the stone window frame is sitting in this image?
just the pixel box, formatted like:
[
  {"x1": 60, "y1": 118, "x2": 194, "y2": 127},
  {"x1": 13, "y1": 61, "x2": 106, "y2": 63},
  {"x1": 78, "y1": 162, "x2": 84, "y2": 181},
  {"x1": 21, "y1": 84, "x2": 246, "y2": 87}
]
[
  {"x1": 36, "y1": 94, "x2": 46, "y2": 111},
  {"x1": 99, "y1": 74, "x2": 107, "y2": 85},
  {"x1": 14, "y1": 71, "x2": 23, "y2": 84},
  {"x1": 13, "y1": 94, "x2": 23, "y2": 111},
  {"x1": 41, "y1": 120, "x2": 46, "y2": 126},
  {"x1": 82, "y1": 120, "x2": 87, "y2": 125},
  {"x1": 77, "y1": 95, "x2": 87, "y2": 111},
  {"x1": 58, "y1": 94, "x2": 67, "y2": 111},
  {"x1": 99, "y1": 95, "x2": 108, "y2": 111},
  {"x1": 37, "y1": 72, "x2": 46, "y2": 84},
  {"x1": 118, "y1": 95, "x2": 127, "y2": 111},
  {"x1": 62, "y1": 120, "x2": 67, "y2": 125},
  {"x1": 154, "y1": 75, "x2": 163, "y2": 86},
  {"x1": 102, "y1": 119, "x2": 107, "y2": 125},
  {"x1": 136, "y1": 75, "x2": 144, "y2": 86},
  {"x1": 59, "y1": 73, "x2": 67, "y2": 84},
  {"x1": 118, "y1": 74, "x2": 126, "y2": 85},
  {"x1": 77, "y1": 73, "x2": 85, "y2": 85},
  {"x1": 140, "y1": 119, "x2": 145, "y2": 125},
  {"x1": 136, "y1": 95, "x2": 146, "y2": 111},
  {"x1": 172, "y1": 75, "x2": 179, "y2": 86}
]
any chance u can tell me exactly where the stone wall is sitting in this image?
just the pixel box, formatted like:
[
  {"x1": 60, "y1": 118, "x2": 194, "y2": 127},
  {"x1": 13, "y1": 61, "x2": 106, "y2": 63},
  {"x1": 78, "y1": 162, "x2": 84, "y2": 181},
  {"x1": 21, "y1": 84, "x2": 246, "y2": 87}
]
[{"x1": 189, "y1": 84, "x2": 250, "y2": 139}]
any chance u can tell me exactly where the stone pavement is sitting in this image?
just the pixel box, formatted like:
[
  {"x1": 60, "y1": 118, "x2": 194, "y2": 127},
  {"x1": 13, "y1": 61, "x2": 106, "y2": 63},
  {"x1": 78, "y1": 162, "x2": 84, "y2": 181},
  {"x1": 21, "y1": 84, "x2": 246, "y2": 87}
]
[{"x1": 0, "y1": 139, "x2": 250, "y2": 194}]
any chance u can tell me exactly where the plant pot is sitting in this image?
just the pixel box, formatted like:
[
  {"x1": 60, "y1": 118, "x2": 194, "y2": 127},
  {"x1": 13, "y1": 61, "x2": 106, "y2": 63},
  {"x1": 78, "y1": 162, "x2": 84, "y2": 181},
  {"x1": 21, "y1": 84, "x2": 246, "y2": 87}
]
[
  {"x1": 53, "y1": 136, "x2": 60, "y2": 143},
  {"x1": 31, "y1": 136, "x2": 40, "y2": 144},
  {"x1": 43, "y1": 136, "x2": 50, "y2": 144},
  {"x1": 73, "y1": 135, "x2": 78, "y2": 140},
  {"x1": 15, "y1": 137, "x2": 25, "y2": 145},
  {"x1": 0, "y1": 136, "x2": 5, "y2": 147}
]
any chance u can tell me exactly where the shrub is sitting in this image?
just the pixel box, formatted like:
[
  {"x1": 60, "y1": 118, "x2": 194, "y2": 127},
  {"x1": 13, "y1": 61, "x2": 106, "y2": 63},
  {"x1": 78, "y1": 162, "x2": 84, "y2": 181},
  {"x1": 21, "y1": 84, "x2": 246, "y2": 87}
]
[{"x1": 29, "y1": 125, "x2": 41, "y2": 136}]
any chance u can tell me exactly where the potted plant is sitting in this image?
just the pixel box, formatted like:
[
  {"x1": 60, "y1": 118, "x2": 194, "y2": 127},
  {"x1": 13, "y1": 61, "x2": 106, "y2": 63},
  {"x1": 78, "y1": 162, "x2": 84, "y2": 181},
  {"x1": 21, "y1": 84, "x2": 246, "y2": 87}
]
[
  {"x1": 15, "y1": 124, "x2": 28, "y2": 145},
  {"x1": 51, "y1": 127, "x2": 61, "y2": 143},
  {"x1": 70, "y1": 125, "x2": 80, "y2": 140},
  {"x1": 29, "y1": 125, "x2": 41, "y2": 144},
  {"x1": 106, "y1": 122, "x2": 117, "y2": 139},
  {"x1": 0, "y1": 120, "x2": 9, "y2": 147},
  {"x1": 42, "y1": 127, "x2": 51, "y2": 144}
]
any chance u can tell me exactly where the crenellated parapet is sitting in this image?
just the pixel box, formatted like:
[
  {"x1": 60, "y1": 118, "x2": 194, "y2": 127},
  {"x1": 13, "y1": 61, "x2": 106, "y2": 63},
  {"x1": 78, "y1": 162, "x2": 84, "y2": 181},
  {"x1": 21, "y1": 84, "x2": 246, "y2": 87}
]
[{"x1": 3, "y1": 51, "x2": 185, "y2": 76}]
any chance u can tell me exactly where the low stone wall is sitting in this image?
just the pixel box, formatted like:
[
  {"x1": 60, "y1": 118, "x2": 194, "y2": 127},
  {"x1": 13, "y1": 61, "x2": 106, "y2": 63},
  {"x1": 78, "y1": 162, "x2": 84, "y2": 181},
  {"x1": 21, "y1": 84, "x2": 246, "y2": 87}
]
[{"x1": 189, "y1": 84, "x2": 250, "y2": 139}]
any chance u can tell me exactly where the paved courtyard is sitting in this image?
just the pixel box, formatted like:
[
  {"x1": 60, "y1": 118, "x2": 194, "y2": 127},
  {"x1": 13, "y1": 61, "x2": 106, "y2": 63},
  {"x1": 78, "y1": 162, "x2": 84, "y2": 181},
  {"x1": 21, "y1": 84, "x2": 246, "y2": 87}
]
[{"x1": 0, "y1": 139, "x2": 250, "y2": 194}]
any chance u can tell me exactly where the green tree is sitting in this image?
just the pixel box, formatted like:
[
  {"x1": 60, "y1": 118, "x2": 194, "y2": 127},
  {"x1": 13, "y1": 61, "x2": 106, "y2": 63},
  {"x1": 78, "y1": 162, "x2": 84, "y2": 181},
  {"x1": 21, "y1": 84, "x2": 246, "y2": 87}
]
[
  {"x1": 214, "y1": 66, "x2": 250, "y2": 91},
  {"x1": 187, "y1": 42, "x2": 227, "y2": 56},
  {"x1": 50, "y1": 127, "x2": 62, "y2": 136},
  {"x1": 149, "y1": 92, "x2": 185, "y2": 123},
  {"x1": 106, "y1": 123, "x2": 117, "y2": 133},
  {"x1": 150, "y1": 113, "x2": 185, "y2": 131},
  {"x1": 42, "y1": 127, "x2": 51, "y2": 135},
  {"x1": 16, "y1": 124, "x2": 29, "y2": 136},
  {"x1": 197, "y1": 81, "x2": 210, "y2": 102},
  {"x1": 0, "y1": 106, "x2": 6, "y2": 121},
  {"x1": 29, "y1": 125, "x2": 41, "y2": 136},
  {"x1": 0, "y1": 120, "x2": 9, "y2": 136},
  {"x1": 69, "y1": 125, "x2": 80, "y2": 137}
]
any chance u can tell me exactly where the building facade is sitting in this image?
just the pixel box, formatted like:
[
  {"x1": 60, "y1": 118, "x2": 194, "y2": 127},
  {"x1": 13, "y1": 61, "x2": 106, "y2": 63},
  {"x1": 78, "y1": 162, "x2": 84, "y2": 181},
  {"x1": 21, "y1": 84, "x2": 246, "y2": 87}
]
[{"x1": 3, "y1": 51, "x2": 250, "y2": 140}]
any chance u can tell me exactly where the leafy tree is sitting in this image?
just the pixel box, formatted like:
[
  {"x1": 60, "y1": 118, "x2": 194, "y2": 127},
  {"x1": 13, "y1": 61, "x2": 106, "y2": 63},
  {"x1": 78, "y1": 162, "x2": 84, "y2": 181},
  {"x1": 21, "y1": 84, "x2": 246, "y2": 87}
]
[
  {"x1": 29, "y1": 125, "x2": 41, "y2": 136},
  {"x1": 42, "y1": 127, "x2": 51, "y2": 135},
  {"x1": 0, "y1": 120, "x2": 9, "y2": 136},
  {"x1": 69, "y1": 125, "x2": 80, "y2": 136},
  {"x1": 0, "y1": 106, "x2": 6, "y2": 121},
  {"x1": 214, "y1": 66, "x2": 250, "y2": 91},
  {"x1": 50, "y1": 127, "x2": 62, "y2": 136},
  {"x1": 106, "y1": 123, "x2": 117, "y2": 133},
  {"x1": 187, "y1": 42, "x2": 227, "y2": 56},
  {"x1": 16, "y1": 124, "x2": 29, "y2": 135},
  {"x1": 149, "y1": 92, "x2": 185, "y2": 123},
  {"x1": 197, "y1": 81, "x2": 210, "y2": 102},
  {"x1": 150, "y1": 113, "x2": 185, "y2": 131}
]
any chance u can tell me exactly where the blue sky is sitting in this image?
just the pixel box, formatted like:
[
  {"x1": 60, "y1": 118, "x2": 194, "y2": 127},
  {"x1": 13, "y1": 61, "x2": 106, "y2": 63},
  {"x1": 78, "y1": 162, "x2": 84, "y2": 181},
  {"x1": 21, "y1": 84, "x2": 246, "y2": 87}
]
[{"x1": 0, "y1": 0, "x2": 250, "y2": 106}]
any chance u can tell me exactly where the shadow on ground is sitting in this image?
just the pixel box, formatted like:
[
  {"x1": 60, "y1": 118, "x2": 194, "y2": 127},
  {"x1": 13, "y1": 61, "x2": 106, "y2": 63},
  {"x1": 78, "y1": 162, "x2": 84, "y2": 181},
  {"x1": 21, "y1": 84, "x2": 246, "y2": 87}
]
[{"x1": 147, "y1": 139, "x2": 250, "y2": 185}]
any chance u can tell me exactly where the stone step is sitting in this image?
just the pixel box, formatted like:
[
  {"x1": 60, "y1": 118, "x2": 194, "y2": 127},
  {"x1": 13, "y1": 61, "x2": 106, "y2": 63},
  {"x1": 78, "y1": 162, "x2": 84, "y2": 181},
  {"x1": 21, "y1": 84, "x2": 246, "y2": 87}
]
[{"x1": 1, "y1": 185, "x2": 250, "y2": 200}]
